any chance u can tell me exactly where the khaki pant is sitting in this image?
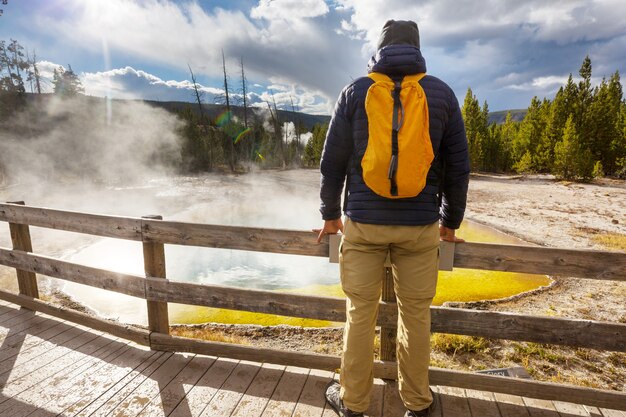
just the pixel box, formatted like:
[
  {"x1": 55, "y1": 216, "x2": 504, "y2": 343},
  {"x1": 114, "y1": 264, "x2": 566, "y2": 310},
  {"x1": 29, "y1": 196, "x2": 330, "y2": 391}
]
[{"x1": 339, "y1": 218, "x2": 439, "y2": 412}]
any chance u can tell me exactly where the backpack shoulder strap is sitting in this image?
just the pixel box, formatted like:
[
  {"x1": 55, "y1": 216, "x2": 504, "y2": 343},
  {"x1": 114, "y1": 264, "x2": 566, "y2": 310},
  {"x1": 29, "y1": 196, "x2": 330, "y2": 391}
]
[
  {"x1": 403, "y1": 73, "x2": 427, "y2": 84},
  {"x1": 367, "y1": 72, "x2": 392, "y2": 84}
]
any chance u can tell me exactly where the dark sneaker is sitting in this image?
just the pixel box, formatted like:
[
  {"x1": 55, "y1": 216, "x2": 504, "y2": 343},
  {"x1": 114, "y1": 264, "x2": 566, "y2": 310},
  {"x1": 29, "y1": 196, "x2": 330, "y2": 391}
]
[
  {"x1": 404, "y1": 388, "x2": 439, "y2": 417},
  {"x1": 325, "y1": 380, "x2": 364, "y2": 417}
]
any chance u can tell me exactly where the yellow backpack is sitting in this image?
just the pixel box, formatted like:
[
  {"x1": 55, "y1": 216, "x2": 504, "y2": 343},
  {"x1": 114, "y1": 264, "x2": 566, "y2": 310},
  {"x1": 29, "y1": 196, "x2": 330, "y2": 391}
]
[{"x1": 362, "y1": 72, "x2": 434, "y2": 198}]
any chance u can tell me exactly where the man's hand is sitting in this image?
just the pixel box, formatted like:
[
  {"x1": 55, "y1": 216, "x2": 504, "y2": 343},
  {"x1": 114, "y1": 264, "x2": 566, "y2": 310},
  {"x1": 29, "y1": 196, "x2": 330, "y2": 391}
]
[
  {"x1": 314, "y1": 218, "x2": 344, "y2": 243},
  {"x1": 440, "y1": 224, "x2": 465, "y2": 242}
]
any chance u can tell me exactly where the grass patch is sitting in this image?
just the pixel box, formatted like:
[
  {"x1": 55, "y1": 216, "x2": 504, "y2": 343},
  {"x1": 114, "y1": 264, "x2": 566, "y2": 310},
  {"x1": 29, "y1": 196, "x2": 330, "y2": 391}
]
[
  {"x1": 431, "y1": 334, "x2": 491, "y2": 357},
  {"x1": 591, "y1": 232, "x2": 626, "y2": 251},
  {"x1": 170, "y1": 327, "x2": 249, "y2": 345}
]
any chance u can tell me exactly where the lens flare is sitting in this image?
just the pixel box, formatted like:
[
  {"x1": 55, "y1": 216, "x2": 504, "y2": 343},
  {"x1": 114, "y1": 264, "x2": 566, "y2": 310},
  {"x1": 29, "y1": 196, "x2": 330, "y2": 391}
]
[
  {"x1": 215, "y1": 110, "x2": 232, "y2": 127},
  {"x1": 234, "y1": 127, "x2": 251, "y2": 144},
  {"x1": 255, "y1": 151, "x2": 265, "y2": 161}
]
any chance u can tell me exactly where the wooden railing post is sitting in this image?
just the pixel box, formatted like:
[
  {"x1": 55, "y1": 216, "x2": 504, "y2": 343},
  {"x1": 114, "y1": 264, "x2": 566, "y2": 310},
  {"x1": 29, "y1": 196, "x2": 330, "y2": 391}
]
[
  {"x1": 7, "y1": 201, "x2": 39, "y2": 300},
  {"x1": 142, "y1": 215, "x2": 169, "y2": 336},
  {"x1": 380, "y1": 266, "x2": 396, "y2": 362}
]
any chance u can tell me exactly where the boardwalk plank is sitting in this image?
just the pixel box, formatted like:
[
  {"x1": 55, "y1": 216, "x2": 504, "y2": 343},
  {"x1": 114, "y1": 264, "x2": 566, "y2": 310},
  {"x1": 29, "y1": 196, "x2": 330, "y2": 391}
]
[
  {"x1": 0, "y1": 306, "x2": 33, "y2": 326},
  {"x1": 522, "y1": 397, "x2": 560, "y2": 417},
  {"x1": 0, "y1": 327, "x2": 105, "y2": 393},
  {"x1": 0, "y1": 317, "x2": 69, "y2": 362},
  {"x1": 200, "y1": 361, "x2": 262, "y2": 417},
  {"x1": 0, "y1": 310, "x2": 41, "y2": 337},
  {"x1": 168, "y1": 357, "x2": 239, "y2": 417},
  {"x1": 291, "y1": 368, "x2": 333, "y2": 417},
  {"x1": 466, "y1": 389, "x2": 501, "y2": 417},
  {"x1": 59, "y1": 344, "x2": 156, "y2": 416},
  {"x1": 600, "y1": 410, "x2": 626, "y2": 417},
  {"x1": 365, "y1": 378, "x2": 385, "y2": 417},
  {"x1": 0, "y1": 324, "x2": 89, "y2": 377},
  {"x1": 584, "y1": 405, "x2": 604, "y2": 417},
  {"x1": 382, "y1": 379, "x2": 405, "y2": 417},
  {"x1": 0, "y1": 332, "x2": 117, "y2": 414},
  {"x1": 71, "y1": 350, "x2": 170, "y2": 417},
  {"x1": 554, "y1": 400, "x2": 591, "y2": 416},
  {"x1": 439, "y1": 386, "x2": 472, "y2": 417},
  {"x1": 136, "y1": 354, "x2": 217, "y2": 417},
  {"x1": 494, "y1": 393, "x2": 531, "y2": 417},
  {"x1": 262, "y1": 366, "x2": 309, "y2": 417},
  {"x1": 106, "y1": 352, "x2": 194, "y2": 417},
  {"x1": 231, "y1": 363, "x2": 285, "y2": 417},
  {"x1": 5, "y1": 338, "x2": 129, "y2": 417}
]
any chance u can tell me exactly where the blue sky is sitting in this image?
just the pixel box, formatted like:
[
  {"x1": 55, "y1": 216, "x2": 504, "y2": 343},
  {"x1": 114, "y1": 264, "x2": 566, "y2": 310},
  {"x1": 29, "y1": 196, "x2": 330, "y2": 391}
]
[{"x1": 1, "y1": 0, "x2": 625, "y2": 115}]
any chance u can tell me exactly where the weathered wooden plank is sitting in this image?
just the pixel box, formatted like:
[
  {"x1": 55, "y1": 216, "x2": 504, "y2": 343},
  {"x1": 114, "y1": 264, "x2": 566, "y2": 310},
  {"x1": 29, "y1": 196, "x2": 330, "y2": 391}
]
[
  {"x1": 168, "y1": 357, "x2": 239, "y2": 417},
  {"x1": 438, "y1": 386, "x2": 472, "y2": 417},
  {"x1": 262, "y1": 366, "x2": 309, "y2": 417},
  {"x1": 553, "y1": 401, "x2": 591, "y2": 416},
  {"x1": 454, "y1": 242, "x2": 626, "y2": 281},
  {"x1": 142, "y1": 218, "x2": 329, "y2": 257},
  {"x1": 0, "y1": 290, "x2": 150, "y2": 346},
  {"x1": 0, "y1": 203, "x2": 142, "y2": 241},
  {"x1": 0, "y1": 316, "x2": 69, "y2": 363},
  {"x1": 231, "y1": 363, "x2": 285, "y2": 417},
  {"x1": 143, "y1": 215, "x2": 169, "y2": 336},
  {"x1": 380, "y1": 267, "x2": 396, "y2": 361},
  {"x1": 0, "y1": 329, "x2": 111, "y2": 411},
  {"x1": 493, "y1": 392, "x2": 531, "y2": 417},
  {"x1": 148, "y1": 278, "x2": 626, "y2": 351},
  {"x1": 363, "y1": 378, "x2": 385, "y2": 417},
  {"x1": 136, "y1": 354, "x2": 216, "y2": 417},
  {"x1": 430, "y1": 307, "x2": 626, "y2": 352},
  {"x1": 381, "y1": 379, "x2": 405, "y2": 417},
  {"x1": 465, "y1": 389, "x2": 501, "y2": 417},
  {"x1": 200, "y1": 361, "x2": 261, "y2": 417},
  {"x1": 583, "y1": 405, "x2": 604, "y2": 417},
  {"x1": 71, "y1": 351, "x2": 170, "y2": 417},
  {"x1": 146, "y1": 277, "x2": 348, "y2": 324},
  {"x1": 600, "y1": 409, "x2": 626, "y2": 417},
  {"x1": 150, "y1": 332, "x2": 385, "y2": 377},
  {"x1": 12, "y1": 338, "x2": 130, "y2": 417},
  {"x1": 291, "y1": 368, "x2": 334, "y2": 417},
  {"x1": 7, "y1": 201, "x2": 39, "y2": 300},
  {"x1": 59, "y1": 346, "x2": 158, "y2": 416},
  {"x1": 0, "y1": 249, "x2": 146, "y2": 299},
  {"x1": 522, "y1": 397, "x2": 560, "y2": 417},
  {"x1": 0, "y1": 324, "x2": 87, "y2": 378},
  {"x1": 105, "y1": 352, "x2": 194, "y2": 416},
  {"x1": 429, "y1": 368, "x2": 626, "y2": 411}
]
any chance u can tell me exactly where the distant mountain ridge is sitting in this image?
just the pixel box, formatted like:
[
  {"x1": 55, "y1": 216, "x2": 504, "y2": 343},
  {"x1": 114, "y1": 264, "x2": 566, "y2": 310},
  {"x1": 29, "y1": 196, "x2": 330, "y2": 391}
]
[
  {"x1": 487, "y1": 109, "x2": 527, "y2": 124},
  {"x1": 23, "y1": 93, "x2": 525, "y2": 129}
]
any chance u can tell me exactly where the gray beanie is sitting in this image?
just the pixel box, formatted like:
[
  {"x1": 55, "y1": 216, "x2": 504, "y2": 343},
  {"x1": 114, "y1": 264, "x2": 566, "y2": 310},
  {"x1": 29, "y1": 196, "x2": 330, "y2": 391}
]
[{"x1": 377, "y1": 20, "x2": 420, "y2": 50}]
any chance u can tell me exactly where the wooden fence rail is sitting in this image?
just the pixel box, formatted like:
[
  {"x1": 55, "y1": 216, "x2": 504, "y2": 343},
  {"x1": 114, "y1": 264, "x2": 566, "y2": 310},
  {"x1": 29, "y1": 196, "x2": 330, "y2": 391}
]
[{"x1": 0, "y1": 202, "x2": 625, "y2": 410}]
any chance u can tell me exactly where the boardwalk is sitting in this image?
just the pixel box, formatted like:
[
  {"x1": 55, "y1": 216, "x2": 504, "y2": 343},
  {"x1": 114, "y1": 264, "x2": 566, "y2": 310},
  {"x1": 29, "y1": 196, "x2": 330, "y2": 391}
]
[{"x1": 0, "y1": 299, "x2": 623, "y2": 417}]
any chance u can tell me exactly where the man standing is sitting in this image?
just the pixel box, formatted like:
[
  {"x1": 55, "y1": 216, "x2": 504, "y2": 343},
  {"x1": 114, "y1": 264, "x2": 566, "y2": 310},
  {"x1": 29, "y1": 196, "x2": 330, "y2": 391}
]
[{"x1": 317, "y1": 20, "x2": 469, "y2": 417}]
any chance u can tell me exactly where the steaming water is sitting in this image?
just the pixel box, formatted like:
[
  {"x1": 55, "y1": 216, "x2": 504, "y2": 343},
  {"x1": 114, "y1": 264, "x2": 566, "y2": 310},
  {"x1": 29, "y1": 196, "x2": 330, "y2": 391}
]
[{"x1": 39, "y1": 171, "x2": 547, "y2": 326}]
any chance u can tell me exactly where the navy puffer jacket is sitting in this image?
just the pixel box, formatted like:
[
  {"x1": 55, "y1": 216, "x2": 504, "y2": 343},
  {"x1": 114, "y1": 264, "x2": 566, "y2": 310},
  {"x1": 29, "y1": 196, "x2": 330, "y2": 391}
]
[{"x1": 319, "y1": 45, "x2": 470, "y2": 228}]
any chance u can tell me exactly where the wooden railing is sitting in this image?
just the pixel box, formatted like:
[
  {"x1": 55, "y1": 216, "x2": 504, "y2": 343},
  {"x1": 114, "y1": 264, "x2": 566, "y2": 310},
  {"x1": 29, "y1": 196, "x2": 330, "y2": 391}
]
[{"x1": 0, "y1": 202, "x2": 624, "y2": 410}]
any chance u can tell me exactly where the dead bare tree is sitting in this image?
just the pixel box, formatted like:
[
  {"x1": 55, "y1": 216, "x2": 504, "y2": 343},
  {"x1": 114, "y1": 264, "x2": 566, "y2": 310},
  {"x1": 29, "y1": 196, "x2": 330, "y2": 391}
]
[
  {"x1": 221, "y1": 49, "x2": 235, "y2": 171},
  {"x1": 240, "y1": 57, "x2": 248, "y2": 129},
  {"x1": 187, "y1": 64, "x2": 205, "y2": 124},
  {"x1": 290, "y1": 95, "x2": 302, "y2": 163}
]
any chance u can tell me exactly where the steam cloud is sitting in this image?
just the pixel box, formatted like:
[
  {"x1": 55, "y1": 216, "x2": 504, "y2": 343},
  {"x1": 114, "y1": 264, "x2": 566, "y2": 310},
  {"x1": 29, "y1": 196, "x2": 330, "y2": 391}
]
[{"x1": 0, "y1": 96, "x2": 183, "y2": 192}]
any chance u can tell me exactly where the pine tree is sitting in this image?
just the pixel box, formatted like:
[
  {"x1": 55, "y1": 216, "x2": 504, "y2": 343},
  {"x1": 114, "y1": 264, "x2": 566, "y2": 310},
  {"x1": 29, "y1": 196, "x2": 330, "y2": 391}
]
[
  {"x1": 303, "y1": 123, "x2": 328, "y2": 167},
  {"x1": 52, "y1": 65, "x2": 84, "y2": 97},
  {"x1": 461, "y1": 88, "x2": 487, "y2": 171},
  {"x1": 553, "y1": 115, "x2": 578, "y2": 180}
]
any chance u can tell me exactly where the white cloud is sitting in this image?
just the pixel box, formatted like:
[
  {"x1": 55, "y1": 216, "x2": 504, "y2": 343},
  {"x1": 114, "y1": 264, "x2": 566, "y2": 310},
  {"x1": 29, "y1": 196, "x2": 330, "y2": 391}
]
[
  {"x1": 251, "y1": 0, "x2": 329, "y2": 20},
  {"x1": 81, "y1": 66, "x2": 224, "y2": 102}
]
